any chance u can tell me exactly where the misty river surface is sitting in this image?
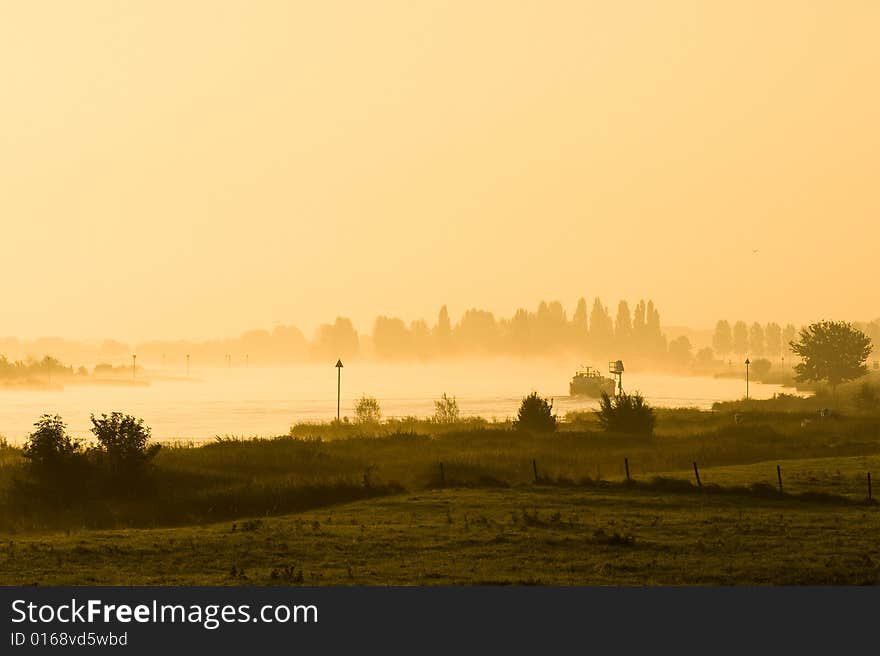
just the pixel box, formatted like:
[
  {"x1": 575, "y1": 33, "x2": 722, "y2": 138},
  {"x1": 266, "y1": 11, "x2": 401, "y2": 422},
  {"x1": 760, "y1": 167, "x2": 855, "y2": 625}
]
[{"x1": 0, "y1": 361, "x2": 792, "y2": 443}]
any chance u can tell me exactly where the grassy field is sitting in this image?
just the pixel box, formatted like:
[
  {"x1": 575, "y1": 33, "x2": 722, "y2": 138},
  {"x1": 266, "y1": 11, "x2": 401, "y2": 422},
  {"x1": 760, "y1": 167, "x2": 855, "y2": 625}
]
[
  {"x1": 2, "y1": 482, "x2": 877, "y2": 585},
  {"x1": 2, "y1": 393, "x2": 880, "y2": 585}
]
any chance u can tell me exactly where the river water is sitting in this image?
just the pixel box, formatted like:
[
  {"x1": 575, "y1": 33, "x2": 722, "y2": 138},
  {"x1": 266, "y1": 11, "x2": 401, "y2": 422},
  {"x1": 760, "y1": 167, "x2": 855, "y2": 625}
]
[{"x1": 0, "y1": 360, "x2": 791, "y2": 443}]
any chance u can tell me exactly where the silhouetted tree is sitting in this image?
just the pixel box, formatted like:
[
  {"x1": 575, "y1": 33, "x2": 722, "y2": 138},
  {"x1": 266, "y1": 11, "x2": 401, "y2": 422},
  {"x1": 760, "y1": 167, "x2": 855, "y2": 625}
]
[
  {"x1": 645, "y1": 300, "x2": 666, "y2": 355},
  {"x1": 668, "y1": 336, "x2": 693, "y2": 366},
  {"x1": 509, "y1": 308, "x2": 534, "y2": 354},
  {"x1": 732, "y1": 321, "x2": 749, "y2": 355},
  {"x1": 271, "y1": 325, "x2": 308, "y2": 362},
  {"x1": 790, "y1": 321, "x2": 872, "y2": 391},
  {"x1": 409, "y1": 319, "x2": 431, "y2": 358},
  {"x1": 749, "y1": 322, "x2": 765, "y2": 356},
  {"x1": 434, "y1": 305, "x2": 453, "y2": 354},
  {"x1": 764, "y1": 322, "x2": 782, "y2": 357},
  {"x1": 751, "y1": 358, "x2": 772, "y2": 378},
  {"x1": 513, "y1": 392, "x2": 556, "y2": 432},
  {"x1": 456, "y1": 309, "x2": 499, "y2": 353},
  {"x1": 589, "y1": 298, "x2": 614, "y2": 352},
  {"x1": 433, "y1": 393, "x2": 460, "y2": 423},
  {"x1": 595, "y1": 392, "x2": 655, "y2": 436},
  {"x1": 782, "y1": 324, "x2": 797, "y2": 353},
  {"x1": 372, "y1": 316, "x2": 412, "y2": 359},
  {"x1": 21, "y1": 414, "x2": 85, "y2": 480},
  {"x1": 696, "y1": 347, "x2": 715, "y2": 366},
  {"x1": 538, "y1": 300, "x2": 568, "y2": 348},
  {"x1": 354, "y1": 395, "x2": 382, "y2": 424},
  {"x1": 614, "y1": 300, "x2": 633, "y2": 351},
  {"x1": 90, "y1": 412, "x2": 160, "y2": 479},
  {"x1": 632, "y1": 300, "x2": 647, "y2": 343},
  {"x1": 311, "y1": 317, "x2": 359, "y2": 360},
  {"x1": 571, "y1": 297, "x2": 589, "y2": 348},
  {"x1": 712, "y1": 320, "x2": 732, "y2": 357},
  {"x1": 854, "y1": 383, "x2": 879, "y2": 412}
]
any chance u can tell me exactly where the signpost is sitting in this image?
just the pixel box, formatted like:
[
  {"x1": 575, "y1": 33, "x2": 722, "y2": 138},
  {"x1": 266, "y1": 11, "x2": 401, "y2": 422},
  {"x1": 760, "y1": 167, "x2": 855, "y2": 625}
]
[{"x1": 335, "y1": 359, "x2": 344, "y2": 422}]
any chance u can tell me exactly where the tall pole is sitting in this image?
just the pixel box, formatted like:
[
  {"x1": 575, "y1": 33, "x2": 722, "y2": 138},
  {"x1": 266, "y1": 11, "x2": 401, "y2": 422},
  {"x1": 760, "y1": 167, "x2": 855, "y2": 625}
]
[
  {"x1": 335, "y1": 359, "x2": 344, "y2": 422},
  {"x1": 745, "y1": 358, "x2": 750, "y2": 399},
  {"x1": 186, "y1": 353, "x2": 190, "y2": 377},
  {"x1": 132, "y1": 354, "x2": 137, "y2": 381}
]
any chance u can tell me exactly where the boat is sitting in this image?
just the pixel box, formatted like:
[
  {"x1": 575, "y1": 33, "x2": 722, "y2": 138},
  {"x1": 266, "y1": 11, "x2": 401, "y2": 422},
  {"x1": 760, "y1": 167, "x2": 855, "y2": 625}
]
[{"x1": 569, "y1": 366, "x2": 617, "y2": 397}]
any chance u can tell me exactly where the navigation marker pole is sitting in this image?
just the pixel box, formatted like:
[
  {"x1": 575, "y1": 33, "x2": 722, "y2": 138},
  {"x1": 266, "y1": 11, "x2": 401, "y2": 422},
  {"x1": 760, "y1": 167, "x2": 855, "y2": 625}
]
[
  {"x1": 745, "y1": 358, "x2": 750, "y2": 400},
  {"x1": 335, "y1": 359, "x2": 344, "y2": 422}
]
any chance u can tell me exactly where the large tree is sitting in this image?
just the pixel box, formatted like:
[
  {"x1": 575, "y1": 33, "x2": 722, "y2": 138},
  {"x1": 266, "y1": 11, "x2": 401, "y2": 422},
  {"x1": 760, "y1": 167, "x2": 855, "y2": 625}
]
[
  {"x1": 712, "y1": 320, "x2": 732, "y2": 357},
  {"x1": 764, "y1": 322, "x2": 782, "y2": 357},
  {"x1": 749, "y1": 322, "x2": 765, "y2": 356},
  {"x1": 732, "y1": 321, "x2": 749, "y2": 355},
  {"x1": 790, "y1": 321, "x2": 872, "y2": 390}
]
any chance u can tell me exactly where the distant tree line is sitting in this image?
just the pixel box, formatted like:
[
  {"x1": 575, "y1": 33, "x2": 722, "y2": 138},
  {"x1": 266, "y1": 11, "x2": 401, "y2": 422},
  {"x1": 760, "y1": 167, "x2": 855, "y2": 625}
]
[
  {"x1": 367, "y1": 299, "x2": 669, "y2": 362},
  {"x1": 0, "y1": 355, "x2": 85, "y2": 381},
  {"x1": 711, "y1": 320, "x2": 799, "y2": 360},
  {"x1": 5, "y1": 307, "x2": 877, "y2": 371},
  {"x1": 1, "y1": 299, "x2": 675, "y2": 367},
  {"x1": 710, "y1": 319, "x2": 880, "y2": 361}
]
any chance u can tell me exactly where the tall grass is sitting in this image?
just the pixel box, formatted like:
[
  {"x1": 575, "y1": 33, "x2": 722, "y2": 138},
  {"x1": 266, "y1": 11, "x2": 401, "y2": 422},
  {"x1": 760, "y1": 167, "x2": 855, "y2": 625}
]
[{"x1": 1, "y1": 407, "x2": 879, "y2": 532}]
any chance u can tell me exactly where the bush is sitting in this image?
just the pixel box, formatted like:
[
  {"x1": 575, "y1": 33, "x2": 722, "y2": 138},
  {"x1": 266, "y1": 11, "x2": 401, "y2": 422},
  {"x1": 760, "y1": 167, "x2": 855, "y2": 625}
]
[
  {"x1": 21, "y1": 414, "x2": 86, "y2": 480},
  {"x1": 354, "y1": 396, "x2": 382, "y2": 424},
  {"x1": 595, "y1": 392, "x2": 655, "y2": 436},
  {"x1": 751, "y1": 358, "x2": 772, "y2": 378},
  {"x1": 433, "y1": 393, "x2": 460, "y2": 423},
  {"x1": 90, "y1": 412, "x2": 160, "y2": 479},
  {"x1": 514, "y1": 392, "x2": 556, "y2": 432},
  {"x1": 854, "y1": 383, "x2": 879, "y2": 412}
]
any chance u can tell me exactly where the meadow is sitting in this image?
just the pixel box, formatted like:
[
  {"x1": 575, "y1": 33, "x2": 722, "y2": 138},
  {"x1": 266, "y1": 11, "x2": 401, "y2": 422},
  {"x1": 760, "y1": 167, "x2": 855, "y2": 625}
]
[{"x1": 2, "y1": 482, "x2": 878, "y2": 586}]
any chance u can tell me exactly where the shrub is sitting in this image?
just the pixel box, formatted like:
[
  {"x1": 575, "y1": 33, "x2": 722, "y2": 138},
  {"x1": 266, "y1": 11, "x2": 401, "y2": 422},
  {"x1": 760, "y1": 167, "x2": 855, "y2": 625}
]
[
  {"x1": 433, "y1": 393, "x2": 460, "y2": 424},
  {"x1": 751, "y1": 358, "x2": 772, "y2": 378},
  {"x1": 595, "y1": 392, "x2": 655, "y2": 436},
  {"x1": 21, "y1": 414, "x2": 85, "y2": 479},
  {"x1": 354, "y1": 395, "x2": 382, "y2": 424},
  {"x1": 854, "y1": 383, "x2": 879, "y2": 412},
  {"x1": 90, "y1": 412, "x2": 160, "y2": 478},
  {"x1": 514, "y1": 392, "x2": 556, "y2": 432}
]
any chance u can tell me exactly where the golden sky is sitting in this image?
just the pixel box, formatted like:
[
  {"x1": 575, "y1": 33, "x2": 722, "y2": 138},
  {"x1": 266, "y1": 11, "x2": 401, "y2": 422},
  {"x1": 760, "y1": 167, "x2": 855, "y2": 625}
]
[{"x1": 2, "y1": 1, "x2": 878, "y2": 340}]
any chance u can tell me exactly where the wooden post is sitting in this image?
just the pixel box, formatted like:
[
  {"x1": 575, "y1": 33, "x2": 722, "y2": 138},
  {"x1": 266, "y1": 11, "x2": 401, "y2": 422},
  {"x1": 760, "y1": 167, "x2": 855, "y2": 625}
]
[
  {"x1": 868, "y1": 472, "x2": 872, "y2": 502},
  {"x1": 624, "y1": 457, "x2": 631, "y2": 482},
  {"x1": 532, "y1": 459, "x2": 538, "y2": 483},
  {"x1": 693, "y1": 462, "x2": 702, "y2": 489},
  {"x1": 777, "y1": 465, "x2": 783, "y2": 494},
  {"x1": 439, "y1": 462, "x2": 445, "y2": 487}
]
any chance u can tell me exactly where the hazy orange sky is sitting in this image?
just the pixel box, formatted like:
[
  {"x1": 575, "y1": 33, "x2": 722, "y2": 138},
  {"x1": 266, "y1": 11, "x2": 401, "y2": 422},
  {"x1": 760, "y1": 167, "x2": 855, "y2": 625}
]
[{"x1": 2, "y1": 1, "x2": 878, "y2": 341}]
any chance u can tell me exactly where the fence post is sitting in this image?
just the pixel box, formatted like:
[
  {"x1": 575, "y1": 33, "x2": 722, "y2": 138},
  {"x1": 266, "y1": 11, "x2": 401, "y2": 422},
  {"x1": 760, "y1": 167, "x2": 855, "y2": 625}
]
[
  {"x1": 532, "y1": 459, "x2": 539, "y2": 483},
  {"x1": 624, "y1": 457, "x2": 631, "y2": 483},
  {"x1": 693, "y1": 462, "x2": 702, "y2": 489},
  {"x1": 868, "y1": 472, "x2": 872, "y2": 502},
  {"x1": 776, "y1": 465, "x2": 783, "y2": 494},
  {"x1": 439, "y1": 462, "x2": 445, "y2": 487}
]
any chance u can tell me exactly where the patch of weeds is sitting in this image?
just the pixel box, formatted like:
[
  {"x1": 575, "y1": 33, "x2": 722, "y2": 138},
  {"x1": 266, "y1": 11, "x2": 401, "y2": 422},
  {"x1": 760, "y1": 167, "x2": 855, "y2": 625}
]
[
  {"x1": 592, "y1": 528, "x2": 636, "y2": 547},
  {"x1": 269, "y1": 564, "x2": 303, "y2": 583}
]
